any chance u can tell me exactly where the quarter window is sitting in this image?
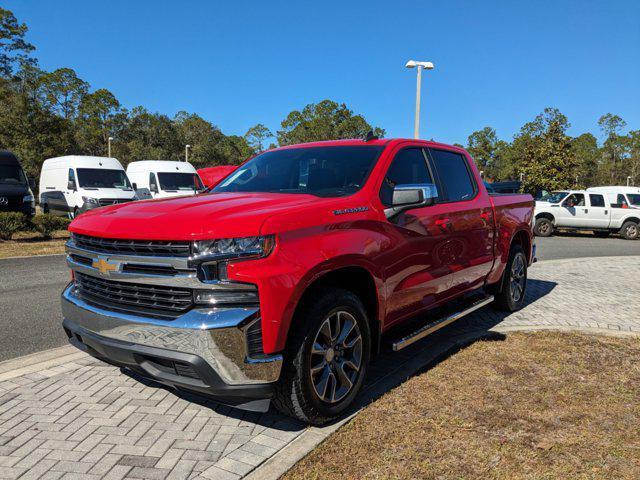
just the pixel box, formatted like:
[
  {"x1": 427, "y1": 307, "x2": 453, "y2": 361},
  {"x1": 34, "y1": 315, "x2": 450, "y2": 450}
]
[
  {"x1": 429, "y1": 149, "x2": 475, "y2": 202},
  {"x1": 589, "y1": 194, "x2": 605, "y2": 207},
  {"x1": 379, "y1": 148, "x2": 432, "y2": 206}
]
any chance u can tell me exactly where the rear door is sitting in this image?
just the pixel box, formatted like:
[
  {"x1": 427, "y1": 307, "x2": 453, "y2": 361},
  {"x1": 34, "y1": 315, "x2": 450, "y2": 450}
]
[
  {"x1": 586, "y1": 193, "x2": 610, "y2": 229},
  {"x1": 426, "y1": 148, "x2": 494, "y2": 298}
]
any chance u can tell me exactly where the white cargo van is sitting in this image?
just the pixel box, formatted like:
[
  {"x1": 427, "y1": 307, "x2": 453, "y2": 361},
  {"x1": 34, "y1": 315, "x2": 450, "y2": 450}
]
[
  {"x1": 586, "y1": 186, "x2": 640, "y2": 209},
  {"x1": 126, "y1": 161, "x2": 204, "y2": 199},
  {"x1": 534, "y1": 189, "x2": 640, "y2": 240},
  {"x1": 39, "y1": 156, "x2": 137, "y2": 218}
]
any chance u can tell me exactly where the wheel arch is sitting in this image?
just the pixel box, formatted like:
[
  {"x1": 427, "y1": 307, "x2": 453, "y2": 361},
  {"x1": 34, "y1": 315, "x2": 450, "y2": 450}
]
[
  {"x1": 287, "y1": 262, "x2": 382, "y2": 356},
  {"x1": 535, "y1": 211, "x2": 555, "y2": 223}
]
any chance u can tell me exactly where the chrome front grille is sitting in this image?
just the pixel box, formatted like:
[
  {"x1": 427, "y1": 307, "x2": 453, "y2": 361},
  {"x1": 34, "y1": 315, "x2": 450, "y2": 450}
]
[
  {"x1": 72, "y1": 234, "x2": 191, "y2": 257},
  {"x1": 74, "y1": 272, "x2": 193, "y2": 319}
]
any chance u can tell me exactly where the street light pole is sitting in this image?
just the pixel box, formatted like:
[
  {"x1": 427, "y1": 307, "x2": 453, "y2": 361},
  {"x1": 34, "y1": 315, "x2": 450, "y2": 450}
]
[
  {"x1": 108, "y1": 137, "x2": 114, "y2": 157},
  {"x1": 405, "y1": 60, "x2": 434, "y2": 139},
  {"x1": 185, "y1": 145, "x2": 191, "y2": 163},
  {"x1": 628, "y1": 176, "x2": 633, "y2": 187}
]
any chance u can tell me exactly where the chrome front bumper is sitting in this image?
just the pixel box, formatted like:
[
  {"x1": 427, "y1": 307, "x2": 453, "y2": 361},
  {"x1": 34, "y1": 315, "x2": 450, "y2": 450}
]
[{"x1": 62, "y1": 284, "x2": 282, "y2": 386}]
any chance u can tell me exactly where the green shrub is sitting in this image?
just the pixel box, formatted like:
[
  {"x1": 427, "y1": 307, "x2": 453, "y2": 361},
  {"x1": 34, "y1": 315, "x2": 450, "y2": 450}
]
[
  {"x1": 0, "y1": 212, "x2": 27, "y2": 241},
  {"x1": 30, "y1": 213, "x2": 71, "y2": 239}
]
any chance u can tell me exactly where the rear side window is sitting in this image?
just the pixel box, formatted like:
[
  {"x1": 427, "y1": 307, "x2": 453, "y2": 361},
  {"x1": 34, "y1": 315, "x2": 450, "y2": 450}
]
[
  {"x1": 589, "y1": 194, "x2": 605, "y2": 207},
  {"x1": 429, "y1": 149, "x2": 475, "y2": 202},
  {"x1": 379, "y1": 148, "x2": 432, "y2": 206}
]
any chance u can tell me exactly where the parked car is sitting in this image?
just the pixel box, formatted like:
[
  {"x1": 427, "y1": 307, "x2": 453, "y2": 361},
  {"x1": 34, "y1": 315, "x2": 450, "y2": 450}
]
[
  {"x1": 127, "y1": 160, "x2": 204, "y2": 199},
  {"x1": 39, "y1": 156, "x2": 137, "y2": 218},
  {"x1": 534, "y1": 189, "x2": 640, "y2": 239},
  {"x1": 0, "y1": 150, "x2": 36, "y2": 216},
  {"x1": 586, "y1": 186, "x2": 640, "y2": 210},
  {"x1": 484, "y1": 180, "x2": 521, "y2": 194},
  {"x1": 197, "y1": 165, "x2": 238, "y2": 189},
  {"x1": 61, "y1": 138, "x2": 535, "y2": 424}
]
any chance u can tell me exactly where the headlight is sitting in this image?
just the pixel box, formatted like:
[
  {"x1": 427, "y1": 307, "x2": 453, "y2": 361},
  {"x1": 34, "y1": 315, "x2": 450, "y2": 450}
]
[
  {"x1": 82, "y1": 196, "x2": 100, "y2": 205},
  {"x1": 23, "y1": 194, "x2": 34, "y2": 203},
  {"x1": 192, "y1": 235, "x2": 275, "y2": 260}
]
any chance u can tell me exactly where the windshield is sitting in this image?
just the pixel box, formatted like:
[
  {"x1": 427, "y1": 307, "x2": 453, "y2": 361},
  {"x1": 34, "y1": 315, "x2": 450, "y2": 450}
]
[
  {"x1": 76, "y1": 168, "x2": 132, "y2": 189},
  {"x1": 628, "y1": 194, "x2": 640, "y2": 206},
  {"x1": 0, "y1": 164, "x2": 27, "y2": 186},
  {"x1": 158, "y1": 172, "x2": 204, "y2": 191},
  {"x1": 214, "y1": 146, "x2": 384, "y2": 197},
  {"x1": 539, "y1": 191, "x2": 569, "y2": 203}
]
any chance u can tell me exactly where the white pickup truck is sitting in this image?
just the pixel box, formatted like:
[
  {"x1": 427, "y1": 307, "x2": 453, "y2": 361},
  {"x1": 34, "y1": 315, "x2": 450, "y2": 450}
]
[{"x1": 534, "y1": 190, "x2": 640, "y2": 240}]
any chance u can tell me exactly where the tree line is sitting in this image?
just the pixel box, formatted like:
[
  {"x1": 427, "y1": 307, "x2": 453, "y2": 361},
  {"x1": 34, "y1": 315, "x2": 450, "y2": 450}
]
[{"x1": 1, "y1": 8, "x2": 637, "y2": 194}]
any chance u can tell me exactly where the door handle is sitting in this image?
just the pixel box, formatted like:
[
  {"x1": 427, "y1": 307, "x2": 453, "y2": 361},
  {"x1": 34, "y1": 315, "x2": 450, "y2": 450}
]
[
  {"x1": 605, "y1": 210, "x2": 608, "y2": 215},
  {"x1": 583, "y1": 208, "x2": 588, "y2": 213}
]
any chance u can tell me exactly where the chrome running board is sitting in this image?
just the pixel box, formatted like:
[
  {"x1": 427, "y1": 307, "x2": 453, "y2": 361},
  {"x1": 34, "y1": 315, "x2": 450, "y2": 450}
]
[{"x1": 392, "y1": 295, "x2": 494, "y2": 351}]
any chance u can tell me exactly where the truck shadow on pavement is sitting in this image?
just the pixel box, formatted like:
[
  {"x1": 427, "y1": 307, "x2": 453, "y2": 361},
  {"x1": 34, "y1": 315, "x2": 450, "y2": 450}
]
[{"x1": 121, "y1": 279, "x2": 557, "y2": 431}]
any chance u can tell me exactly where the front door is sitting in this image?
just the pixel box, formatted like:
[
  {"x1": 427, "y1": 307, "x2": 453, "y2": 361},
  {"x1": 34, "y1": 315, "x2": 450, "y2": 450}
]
[
  {"x1": 426, "y1": 148, "x2": 494, "y2": 298},
  {"x1": 557, "y1": 193, "x2": 587, "y2": 227},
  {"x1": 380, "y1": 146, "x2": 452, "y2": 326}
]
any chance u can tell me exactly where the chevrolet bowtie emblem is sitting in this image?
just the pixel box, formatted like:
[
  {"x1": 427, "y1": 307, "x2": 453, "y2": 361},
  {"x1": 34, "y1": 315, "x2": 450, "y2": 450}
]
[{"x1": 92, "y1": 257, "x2": 119, "y2": 275}]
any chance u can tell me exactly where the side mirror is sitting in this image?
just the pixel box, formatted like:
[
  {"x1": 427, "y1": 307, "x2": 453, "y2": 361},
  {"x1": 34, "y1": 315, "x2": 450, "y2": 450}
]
[
  {"x1": 132, "y1": 182, "x2": 138, "y2": 190},
  {"x1": 67, "y1": 180, "x2": 76, "y2": 191},
  {"x1": 28, "y1": 178, "x2": 36, "y2": 190},
  {"x1": 386, "y1": 183, "x2": 438, "y2": 218},
  {"x1": 150, "y1": 184, "x2": 158, "y2": 194}
]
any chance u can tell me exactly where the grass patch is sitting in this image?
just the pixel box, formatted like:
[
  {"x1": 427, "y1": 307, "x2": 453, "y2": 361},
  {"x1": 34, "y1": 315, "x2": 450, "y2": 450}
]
[
  {"x1": 0, "y1": 230, "x2": 68, "y2": 259},
  {"x1": 284, "y1": 332, "x2": 640, "y2": 480}
]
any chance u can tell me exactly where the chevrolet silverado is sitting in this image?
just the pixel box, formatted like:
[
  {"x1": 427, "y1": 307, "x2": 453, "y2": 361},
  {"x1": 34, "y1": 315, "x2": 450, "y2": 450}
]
[{"x1": 61, "y1": 138, "x2": 535, "y2": 425}]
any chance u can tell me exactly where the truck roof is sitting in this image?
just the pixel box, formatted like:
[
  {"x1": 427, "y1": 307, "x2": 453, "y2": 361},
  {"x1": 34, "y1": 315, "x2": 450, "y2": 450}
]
[{"x1": 272, "y1": 138, "x2": 469, "y2": 153}]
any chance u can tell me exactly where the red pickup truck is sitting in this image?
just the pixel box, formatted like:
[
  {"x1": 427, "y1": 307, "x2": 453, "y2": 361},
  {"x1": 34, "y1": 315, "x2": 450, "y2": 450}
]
[{"x1": 61, "y1": 138, "x2": 534, "y2": 424}]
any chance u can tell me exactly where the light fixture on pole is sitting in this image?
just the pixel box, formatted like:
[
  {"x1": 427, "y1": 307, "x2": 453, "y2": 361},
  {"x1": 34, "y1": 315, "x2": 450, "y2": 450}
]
[
  {"x1": 185, "y1": 145, "x2": 191, "y2": 163},
  {"x1": 405, "y1": 60, "x2": 434, "y2": 139},
  {"x1": 107, "y1": 137, "x2": 114, "y2": 157},
  {"x1": 628, "y1": 176, "x2": 633, "y2": 187}
]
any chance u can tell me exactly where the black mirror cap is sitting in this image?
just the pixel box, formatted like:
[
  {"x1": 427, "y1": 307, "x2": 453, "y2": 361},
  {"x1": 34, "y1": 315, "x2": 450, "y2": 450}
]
[
  {"x1": 132, "y1": 182, "x2": 138, "y2": 190},
  {"x1": 67, "y1": 181, "x2": 76, "y2": 191}
]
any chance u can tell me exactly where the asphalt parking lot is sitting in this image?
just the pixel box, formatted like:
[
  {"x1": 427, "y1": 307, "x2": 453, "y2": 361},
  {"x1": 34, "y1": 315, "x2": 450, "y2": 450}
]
[{"x1": 0, "y1": 234, "x2": 638, "y2": 362}]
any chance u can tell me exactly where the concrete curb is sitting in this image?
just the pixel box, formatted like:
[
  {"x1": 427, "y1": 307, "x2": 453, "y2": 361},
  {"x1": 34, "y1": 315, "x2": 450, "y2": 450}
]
[
  {"x1": 0, "y1": 252, "x2": 66, "y2": 261},
  {"x1": 0, "y1": 345, "x2": 85, "y2": 381}
]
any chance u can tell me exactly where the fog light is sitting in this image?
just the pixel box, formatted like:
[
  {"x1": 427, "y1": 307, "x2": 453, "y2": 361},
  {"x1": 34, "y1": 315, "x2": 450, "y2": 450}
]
[{"x1": 193, "y1": 288, "x2": 259, "y2": 306}]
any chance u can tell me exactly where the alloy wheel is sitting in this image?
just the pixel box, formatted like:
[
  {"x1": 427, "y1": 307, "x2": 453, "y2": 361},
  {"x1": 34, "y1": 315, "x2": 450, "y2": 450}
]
[
  {"x1": 309, "y1": 310, "x2": 363, "y2": 404},
  {"x1": 509, "y1": 253, "x2": 526, "y2": 303}
]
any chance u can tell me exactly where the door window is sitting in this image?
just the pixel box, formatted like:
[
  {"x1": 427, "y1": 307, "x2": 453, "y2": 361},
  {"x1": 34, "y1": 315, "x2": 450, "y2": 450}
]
[
  {"x1": 613, "y1": 194, "x2": 629, "y2": 208},
  {"x1": 562, "y1": 193, "x2": 585, "y2": 207},
  {"x1": 589, "y1": 194, "x2": 605, "y2": 207},
  {"x1": 428, "y1": 149, "x2": 475, "y2": 202},
  {"x1": 149, "y1": 173, "x2": 158, "y2": 192},
  {"x1": 379, "y1": 148, "x2": 432, "y2": 206}
]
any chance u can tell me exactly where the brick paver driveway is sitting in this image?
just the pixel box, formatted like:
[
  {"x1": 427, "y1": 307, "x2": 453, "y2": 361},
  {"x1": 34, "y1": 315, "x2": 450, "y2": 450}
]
[{"x1": 1, "y1": 256, "x2": 638, "y2": 479}]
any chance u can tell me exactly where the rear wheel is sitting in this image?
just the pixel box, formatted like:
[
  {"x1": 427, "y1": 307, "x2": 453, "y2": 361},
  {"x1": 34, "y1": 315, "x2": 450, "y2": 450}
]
[
  {"x1": 620, "y1": 221, "x2": 639, "y2": 240},
  {"x1": 534, "y1": 217, "x2": 553, "y2": 237},
  {"x1": 273, "y1": 288, "x2": 371, "y2": 425},
  {"x1": 494, "y1": 245, "x2": 528, "y2": 312}
]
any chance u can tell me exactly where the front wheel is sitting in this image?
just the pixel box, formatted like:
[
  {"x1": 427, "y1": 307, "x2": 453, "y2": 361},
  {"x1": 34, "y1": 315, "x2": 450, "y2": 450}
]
[
  {"x1": 273, "y1": 288, "x2": 371, "y2": 425},
  {"x1": 494, "y1": 245, "x2": 528, "y2": 312},
  {"x1": 534, "y1": 217, "x2": 553, "y2": 237},
  {"x1": 620, "y1": 221, "x2": 639, "y2": 240}
]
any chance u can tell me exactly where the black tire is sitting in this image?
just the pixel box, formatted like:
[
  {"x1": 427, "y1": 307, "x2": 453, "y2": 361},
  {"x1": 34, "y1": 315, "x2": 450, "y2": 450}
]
[
  {"x1": 534, "y1": 217, "x2": 553, "y2": 237},
  {"x1": 493, "y1": 245, "x2": 528, "y2": 312},
  {"x1": 593, "y1": 230, "x2": 611, "y2": 238},
  {"x1": 619, "y1": 221, "x2": 639, "y2": 240},
  {"x1": 273, "y1": 288, "x2": 371, "y2": 425},
  {"x1": 42, "y1": 203, "x2": 49, "y2": 214}
]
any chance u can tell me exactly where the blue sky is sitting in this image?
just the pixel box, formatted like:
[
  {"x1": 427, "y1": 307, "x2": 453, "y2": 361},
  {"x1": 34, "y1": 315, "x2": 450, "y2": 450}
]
[{"x1": 6, "y1": 0, "x2": 640, "y2": 145}]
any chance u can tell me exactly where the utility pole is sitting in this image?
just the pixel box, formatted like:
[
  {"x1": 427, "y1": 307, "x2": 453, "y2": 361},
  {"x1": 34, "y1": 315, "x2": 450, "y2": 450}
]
[
  {"x1": 185, "y1": 145, "x2": 191, "y2": 163},
  {"x1": 108, "y1": 137, "x2": 114, "y2": 157}
]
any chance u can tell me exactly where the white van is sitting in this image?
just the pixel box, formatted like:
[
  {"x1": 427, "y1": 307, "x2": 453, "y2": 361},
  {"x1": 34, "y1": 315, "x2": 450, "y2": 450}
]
[
  {"x1": 126, "y1": 161, "x2": 204, "y2": 199},
  {"x1": 39, "y1": 156, "x2": 137, "y2": 218},
  {"x1": 586, "y1": 186, "x2": 640, "y2": 209}
]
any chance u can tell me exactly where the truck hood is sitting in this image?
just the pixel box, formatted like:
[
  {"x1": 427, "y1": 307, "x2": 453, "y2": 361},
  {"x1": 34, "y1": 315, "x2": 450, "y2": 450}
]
[{"x1": 69, "y1": 192, "x2": 321, "y2": 240}]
